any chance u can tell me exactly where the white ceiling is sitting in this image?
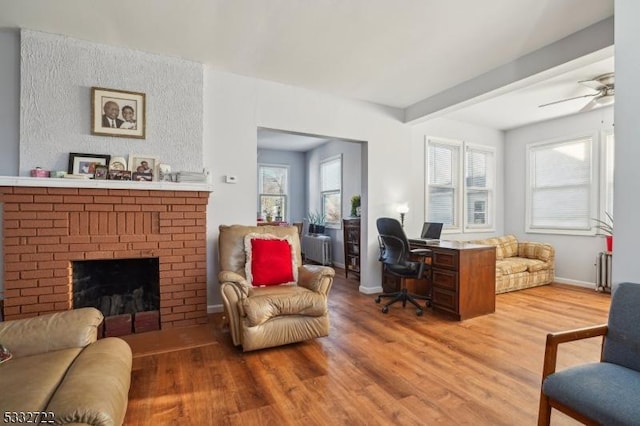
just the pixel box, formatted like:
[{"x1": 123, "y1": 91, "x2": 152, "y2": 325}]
[{"x1": 0, "y1": 0, "x2": 613, "y2": 115}]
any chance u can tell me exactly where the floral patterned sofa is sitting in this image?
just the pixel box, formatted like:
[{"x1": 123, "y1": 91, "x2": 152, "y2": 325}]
[{"x1": 471, "y1": 235, "x2": 555, "y2": 294}]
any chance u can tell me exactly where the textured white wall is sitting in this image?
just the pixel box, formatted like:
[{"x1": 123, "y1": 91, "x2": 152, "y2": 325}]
[{"x1": 20, "y1": 30, "x2": 203, "y2": 175}]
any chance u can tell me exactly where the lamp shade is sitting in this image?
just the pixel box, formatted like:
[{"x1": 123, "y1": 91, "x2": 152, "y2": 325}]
[{"x1": 396, "y1": 203, "x2": 409, "y2": 214}]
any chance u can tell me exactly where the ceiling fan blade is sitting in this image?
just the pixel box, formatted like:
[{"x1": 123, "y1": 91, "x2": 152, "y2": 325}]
[
  {"x1": 579, "y1": 97, "x2": 600, "y2": 112},
  {"x1": 538, "y1": 93, "x2": 598, "y2": 108}
]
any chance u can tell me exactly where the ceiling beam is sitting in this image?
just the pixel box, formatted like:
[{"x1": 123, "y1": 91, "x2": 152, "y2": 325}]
[{"x1": 404, "y1": 16, "x2": 614, "y2": 124}]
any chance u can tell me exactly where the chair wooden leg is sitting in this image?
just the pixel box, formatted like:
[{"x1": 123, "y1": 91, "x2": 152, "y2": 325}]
[{"x1": 537, "y1": 392, "x2": 551, "y2": 426}]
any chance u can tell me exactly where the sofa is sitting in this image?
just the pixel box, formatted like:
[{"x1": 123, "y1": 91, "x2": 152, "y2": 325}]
[
  {"x1": 218, "y1": 224, "x2": 335, "y2": 351},
  {"x1": 471, "y1": 234, "x2": 555, "y2": 294},
  {"x1": 0, "y1": 308, "x2": 132, "y2": 425}
]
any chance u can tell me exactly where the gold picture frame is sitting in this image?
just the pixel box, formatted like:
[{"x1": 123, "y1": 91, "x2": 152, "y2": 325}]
[
  {"x1": 129, "y1": 154, "x2": 159, "y2": 182},
  {"x1": 91, "y1": 87, "x2": 146, "y2": 139}
]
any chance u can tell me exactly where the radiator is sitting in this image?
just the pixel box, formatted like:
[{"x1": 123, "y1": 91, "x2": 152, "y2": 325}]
[
  {"x1": 302, "y1": 235, "x2": 332, "y2": 265},
  {"x1": 596, "y1": 251, "x2": 612, "y2": 293}
]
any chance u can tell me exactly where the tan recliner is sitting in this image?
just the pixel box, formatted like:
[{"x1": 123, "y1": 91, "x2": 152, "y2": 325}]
[{"x1": 218, "y1": 224, "x2": 335, "y2": 351}]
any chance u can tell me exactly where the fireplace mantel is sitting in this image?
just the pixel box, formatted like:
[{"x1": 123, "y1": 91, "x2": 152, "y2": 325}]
[{"x1": 0, "y1": 176, "x2": 213, "y2": 192}]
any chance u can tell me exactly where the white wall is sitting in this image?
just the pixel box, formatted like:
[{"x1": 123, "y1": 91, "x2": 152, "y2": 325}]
[
  {"x1": 19, "y1": 30, "x2": 204, "y2": 174},
  {"x1": 613, "y1": 0, "x2": 640, "y2": 286},
  {"x1": 505, "y1": 107, "x2": 614, "y2": 285},
  {"x1": 409, "y1": 117, "x2": 505, "y2": 239},
  {"x1": 204, "y1": 69, "x2": 408, "y2": 303}
]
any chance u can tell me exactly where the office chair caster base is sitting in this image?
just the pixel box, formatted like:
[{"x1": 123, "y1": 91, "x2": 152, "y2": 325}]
[
  {"x1": 375, "y1": 296, "x2": 381, "y2": 304},
  {"x1": 381, "y1": 306, "x2": 389, "y2": 314},
  {"x1": 416, "y1": 309, "x2": 423, "y2": 316}
]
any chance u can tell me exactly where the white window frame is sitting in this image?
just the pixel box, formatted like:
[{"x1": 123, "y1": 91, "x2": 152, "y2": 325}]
[
  {"x1": 464, "y1": 144, "x2": 495, "y2": 232},
  {"x1": 425, "y1": 137, "x2": 463, "y2": 233},
  {"x1": 258, "y1": 163, "x2": 289, "y2": 222},
  {"x1": 320, "y1": 155, "x2": 342, "y2": 229},
  {"x1": 597, "y1": 130, "x2": 614, "y2": 233},
  {"x1": 525, "y1": 134, "x2": 597, "y2": 235},
  {"x1": 426, "y1": 137, "x2": 496, "y2": 234}
]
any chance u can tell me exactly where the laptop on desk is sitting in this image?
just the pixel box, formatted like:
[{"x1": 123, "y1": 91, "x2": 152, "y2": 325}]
[{"x1": 408, "y1": 222, "x2": 443, "y2": 246}]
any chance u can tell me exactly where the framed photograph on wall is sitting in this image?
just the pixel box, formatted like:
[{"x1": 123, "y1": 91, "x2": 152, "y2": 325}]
[
  {"x1": 129, "y1": 154, "x2": 159, "y2": 181},
  {"x1": 68, "y1": 153, "x2": 111, "y2": 176},
  {"x1": 91, "y1": 87, "x2": 146, "y2": 139}
]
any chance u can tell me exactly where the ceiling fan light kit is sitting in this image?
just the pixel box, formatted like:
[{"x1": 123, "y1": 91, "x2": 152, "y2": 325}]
[{"x1": 539, "y1": 72, "x2": 615, "y2": 112}]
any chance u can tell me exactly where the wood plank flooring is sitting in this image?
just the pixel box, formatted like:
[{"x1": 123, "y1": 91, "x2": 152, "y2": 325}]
[{"x1": 124, "y1": 272, "x2": 610, "y2": 425}]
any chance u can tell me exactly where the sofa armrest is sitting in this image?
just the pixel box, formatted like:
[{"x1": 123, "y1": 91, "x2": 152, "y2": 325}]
[
  {"x1": 0, "y1": 308, "x2": 103, "y2": 358},
  {"x1": 45, "y1": 337, "x2": 132, "y2": 426},
  {"x1": 297, "y1": 265, "x2": 335, "y2": 295}
]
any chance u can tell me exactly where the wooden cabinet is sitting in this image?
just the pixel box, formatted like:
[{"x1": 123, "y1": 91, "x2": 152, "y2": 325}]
[
  {"x1": 343, "y1": 218, "x2": 360, "y2": 279},
  {"x1": 427, "y1": 241, "x2": 496, "y2": 320}
]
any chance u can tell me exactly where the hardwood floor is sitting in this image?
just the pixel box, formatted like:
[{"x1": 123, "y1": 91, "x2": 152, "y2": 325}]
[{"x1": 124, "y1": 272, "x2": 610, "y2": 425}]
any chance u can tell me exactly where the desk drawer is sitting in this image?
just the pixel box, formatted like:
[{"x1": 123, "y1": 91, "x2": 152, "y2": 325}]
[
  {"x1": 432, "y1": 250, "x2": 458, "y2": 269},
  {"x1": 432, "y1": 268, "x2": 458, "y2": 291},
  {"x1": 432, "y1": 288, "x2": 458, "y2": 312}
]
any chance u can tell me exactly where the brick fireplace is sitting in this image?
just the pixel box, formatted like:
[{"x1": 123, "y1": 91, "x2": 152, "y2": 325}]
[{"x1": 0, "y1": 183, "x2": 211, "y2": 329}]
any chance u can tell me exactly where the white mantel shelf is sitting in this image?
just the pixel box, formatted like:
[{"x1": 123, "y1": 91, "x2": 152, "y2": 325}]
[{"x1": 0, "y1": 176, "x2": 213, "y2": 192}]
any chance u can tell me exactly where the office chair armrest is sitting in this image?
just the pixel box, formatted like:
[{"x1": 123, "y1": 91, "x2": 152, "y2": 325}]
[
  {"x1": 541, "y1": 324, "x2": 608, "y2": 379},
  {"x1": 298, "y1": 265, "x2": 335, "y2": 295},
  {"x1": 410, "y1": 248, "x2": 432, "y2": 257}
]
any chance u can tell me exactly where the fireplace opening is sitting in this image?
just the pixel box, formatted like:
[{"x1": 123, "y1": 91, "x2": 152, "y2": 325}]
[{"x1": 72, "y1": 258, "x2": 160, "y2": 335}]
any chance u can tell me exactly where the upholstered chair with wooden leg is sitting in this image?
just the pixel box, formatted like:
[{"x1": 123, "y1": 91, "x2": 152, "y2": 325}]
[
  {"x1": 538, "y1": 282, "x2": 640, "y2": 425},
  {"x1": 218, "y1": 224, "x2": 335, "y2": 352}
]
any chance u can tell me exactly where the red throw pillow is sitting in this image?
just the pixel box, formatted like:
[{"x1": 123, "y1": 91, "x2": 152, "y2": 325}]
[{"x1": 245, "y1": 234, "x2": 297, "y2": 287}]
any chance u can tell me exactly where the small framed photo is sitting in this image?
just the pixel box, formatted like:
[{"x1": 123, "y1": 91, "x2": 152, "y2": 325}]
[
  {"x1": 91, "y1": 87, "x2": 146, "y2": 139},
  {"x1": 68, "y1": 153, "x2": 111, "y2": 176},
  {"x1": 108, "y1": 170, "x2": 132, "y2": 181},
  {"x1": 94, "y1": 165, "x2": 109, "y2": 180},
  {"x1": 129, "y1": 154, "x2": 159, "y2": 181}
]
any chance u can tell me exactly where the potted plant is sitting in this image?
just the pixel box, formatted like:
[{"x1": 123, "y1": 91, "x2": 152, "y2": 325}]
[
  {"x1": 307, "y1": 210, "x2": 326, "y2": 235},
  {"x1": 593, "y1": 212, "x2": 613, "y2": 251},
  {"x1": 350, "y1": 195, "x2": 361, "y2": 217}
]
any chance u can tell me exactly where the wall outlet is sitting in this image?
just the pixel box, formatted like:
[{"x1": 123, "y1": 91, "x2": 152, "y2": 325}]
[{"x1": 225, "y1": 175, "x2": 237, "y2": 184}]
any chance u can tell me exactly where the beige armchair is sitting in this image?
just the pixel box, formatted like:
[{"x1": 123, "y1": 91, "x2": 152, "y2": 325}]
[{"x1": 218, "y1": 224, "x2": 335, "y2": 351}]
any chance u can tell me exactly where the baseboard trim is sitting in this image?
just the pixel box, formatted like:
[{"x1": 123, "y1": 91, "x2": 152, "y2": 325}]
[{"x1": 553, "y1": 277, "x2": 595, "y2": 289}]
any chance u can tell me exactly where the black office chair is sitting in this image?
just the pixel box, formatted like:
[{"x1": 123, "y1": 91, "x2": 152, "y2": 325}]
[{"x1": 375, "y1": 217, "x2": 432, "y2": 316}]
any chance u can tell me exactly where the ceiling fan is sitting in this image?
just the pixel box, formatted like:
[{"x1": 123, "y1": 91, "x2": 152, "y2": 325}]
[{"x1": 538, "y1": 72, "x2": 615, "y2": 112}]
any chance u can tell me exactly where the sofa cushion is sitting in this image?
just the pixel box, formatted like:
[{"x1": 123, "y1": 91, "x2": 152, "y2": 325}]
[
  {"x1": 518, "y1": 241, "x2": 554, "y2": 262},
  {"x1": 496, "y1": 259, "x2": 529, "y2": 275},
  {"x1": 474, "y1": 237, "x2": 505, "y2": 260},
  {"x1": 519, "y1": 258, "x2": 548, "y2": 272},
  {"x1": 243, "y1": 286, "x2": 327, "y2": 326},
  {"x1": 498, "y1": 235, "x2": 519, "y2": 258},
  {"x1": 244, "y1": 233, "x2": 298, "y2": 287},
  {"x1": 0, "y1": 348, "x2": 83, "y2": 414}
]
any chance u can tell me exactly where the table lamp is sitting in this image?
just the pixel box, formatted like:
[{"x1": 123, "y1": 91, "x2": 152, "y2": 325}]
[{"x1": 397, "y1": 203, "x2": 409, "y2": 227}]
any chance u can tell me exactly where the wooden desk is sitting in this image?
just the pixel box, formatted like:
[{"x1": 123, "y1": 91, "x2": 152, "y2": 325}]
[
  {"x1": 383, "y1": 241, "x2": 496, "y2": 320},
  {"x1": 427, "y1": 241, "x2": 496, "y2": 320}
]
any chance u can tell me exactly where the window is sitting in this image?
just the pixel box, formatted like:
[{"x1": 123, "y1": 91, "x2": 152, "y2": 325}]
[
  {"x1": 320, "y1": 155, "x2": 342, "y2": 228},
  {"x1": 526, "y1": 136, "x2": 595, "y2": 234},
  {"x1": 426, "y1": 138, "x2": 461, "y2": 230},
  {"x1": 465, "y1": 146, "x2": 494, "y2": 230},
  {"x1": 602, "y1": 131, "x2": 615, "y2": 218},
  {"x1": 258, "y1": 164, "x2": 288, "y2": 221}
]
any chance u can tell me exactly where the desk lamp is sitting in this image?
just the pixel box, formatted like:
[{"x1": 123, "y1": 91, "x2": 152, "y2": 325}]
[{"x1": 397, "y1": 203, "x2": 409, "y2": 227}]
